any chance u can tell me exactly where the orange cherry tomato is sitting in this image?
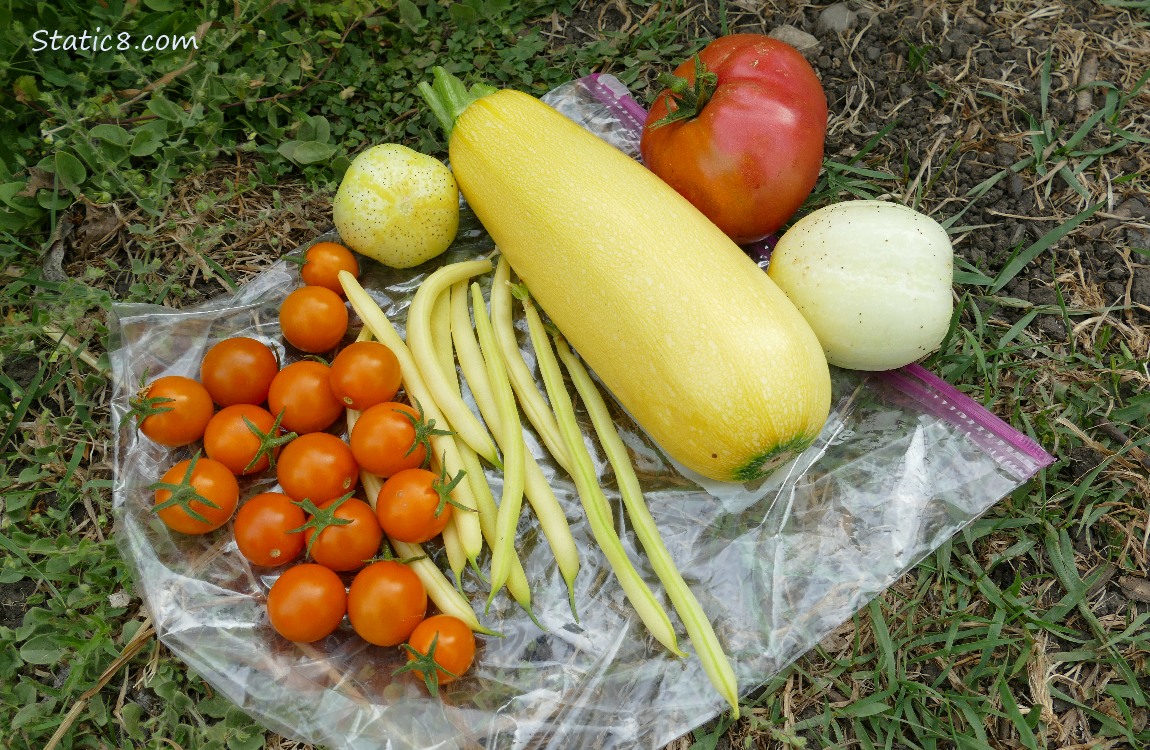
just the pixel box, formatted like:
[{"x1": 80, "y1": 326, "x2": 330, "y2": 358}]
[
  {"x1": 152, "y1": 455, "x2": 240, "y2": 535},
  {"x1": 233, "y1": 492, "x2": 307, "y2": 567},
  {"x1": 266, "y1": 563, "x2": 347, "y2": 642},
  {"x1": 130, "y1": 375, "x2": 214, "y2": 447},
  {"x1": 267, "y1": 360, "x2": 344, "y2": 434},
  {"x1": 347, "y1": 560, "x2": 427, "y2": 646},
  {"x1": 349, "y1": 402, "x2": 434, "y2": 478},
  {"x1": 276, "y1": 432, "x2": 359, "y2": 503},
  {"x1": 376, "y1": 467, "x2": 454, "y2": 544},
  {"x1": 298, "y1": 495, "x2": 382, "y2": 572},
  {"x1": 279, "y1": 286, "x2": 348, "y2": 354},
  {"x1": 300, "y1": 241, "x2": 359, "y2": 297},
  {"x1": 401, "y1": 614, "x2": 476, "y2": 693},
  {"x1": 329, "y1": 341, "x2": 403, "y2": 411},
  {"x1": 200, "y1": 337, "x2": 279, "y2": 406},
  {"x1": 203, "y1": 403, "x2": 289, "y2": 475}
]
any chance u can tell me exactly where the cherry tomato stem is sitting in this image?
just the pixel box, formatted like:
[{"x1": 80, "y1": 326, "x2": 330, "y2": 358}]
[{"x1": 151, "y1": 453, "x2": 240, "y2": 535}]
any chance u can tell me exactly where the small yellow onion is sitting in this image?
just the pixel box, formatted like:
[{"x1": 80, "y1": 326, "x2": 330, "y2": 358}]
[
  {"x1": 767, "y1": 200, "x2": 954, "y2": 371},
  {"x1": 332, "y1": 143, "x2": 459, "y2": 269}
]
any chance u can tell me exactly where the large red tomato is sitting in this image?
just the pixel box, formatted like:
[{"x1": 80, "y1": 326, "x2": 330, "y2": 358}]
[{"x1": 640, "y1": 35, "x2": 828, "y2": 244}]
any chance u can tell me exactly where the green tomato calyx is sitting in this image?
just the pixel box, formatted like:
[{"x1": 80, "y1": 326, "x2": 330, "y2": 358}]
[{"x1": 650, "y1": 56, "x2": 719, "y2": 128}]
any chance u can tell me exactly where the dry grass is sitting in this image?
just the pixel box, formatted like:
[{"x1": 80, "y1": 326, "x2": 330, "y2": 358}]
[{"x1": 63, "y1": 168, "x2": 332, "y2": 306}]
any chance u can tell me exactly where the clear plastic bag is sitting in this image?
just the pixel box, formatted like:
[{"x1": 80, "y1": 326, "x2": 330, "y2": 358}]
[{"x1": 109, "y1": 75, "x2": 1054, "y2": 750}]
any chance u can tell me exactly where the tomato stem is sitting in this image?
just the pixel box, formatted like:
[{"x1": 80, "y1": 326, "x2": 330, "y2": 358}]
[
  {"x1": 395, "y1": 632, "x2": 458, "y2": 696},
  {"x1": 128, "y1": 379, "x2": 176, "y2": 426},
  {"x1": 149, "y1": 452, "x2": 221, "y2": 526},
  {"x1": 288, "y1": 493, "x2": 355, "y2": 561},
  {"x1": 367, "y1": 540, "x2": 422, "y2": 565},
  {"x1": 241, "y1": 409, "x2": 297, "y2": 473},
  {"x1": 397, "y1": 399, "x2": 454, "y2": 469},
  {"x1": 649, "y1": 56, "x2": 719, "y2": 128},
  {"x1": 431, "y1": 456, "x2": 468, "y2": 518}
]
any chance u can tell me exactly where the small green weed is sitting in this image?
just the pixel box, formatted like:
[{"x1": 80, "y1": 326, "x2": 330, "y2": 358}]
[{"x1": 905, "y1": 39, "x2": 934, "y2": 75}]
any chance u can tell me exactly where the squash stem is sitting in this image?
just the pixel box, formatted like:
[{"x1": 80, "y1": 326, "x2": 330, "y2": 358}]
[{"x1": 418, "y1": 66, "x2": 498, "y2": 141}]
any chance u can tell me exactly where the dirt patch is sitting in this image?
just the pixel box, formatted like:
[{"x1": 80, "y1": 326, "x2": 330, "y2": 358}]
[{"x1": 0, "y1": 579, "x2": 38, "y2": 629}]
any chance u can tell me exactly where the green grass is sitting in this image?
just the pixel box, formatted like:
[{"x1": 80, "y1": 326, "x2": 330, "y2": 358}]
[{"x1": 3, "y1": 1, "x2": 1149, "y2": 749}]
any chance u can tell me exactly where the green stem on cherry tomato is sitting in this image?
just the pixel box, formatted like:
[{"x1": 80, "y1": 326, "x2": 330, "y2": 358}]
[
  {"x1": 367, "y1": 540, "x2": 425, "y2": 566},
  {"x1": 395, "y1": 632, "x2": 458, "y2": 696},
  {"x1": 555, "y1": 336, "x2": 741, "y2": 719},
  {"x1": 149, "y1": 451, "x2": 220, "y2": 526},
  {"x1": 128, "y1": 376, "x2": 176, "y2": 425},
  {"x1": 522, "y1": 295, "x2": 683, "y2": 657},
  {"x1": 287, "y1": 493, "x2": 355, "y2": 561},
  {"x1": 396, "y1": 399, "x2": 454, "y2": 467},
  {"x1": 240, "y1": 408, "x2": 297, "y2": 473},
  {"x1": 431, "y1": 457, "x2": 469, "y2": 518}
]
